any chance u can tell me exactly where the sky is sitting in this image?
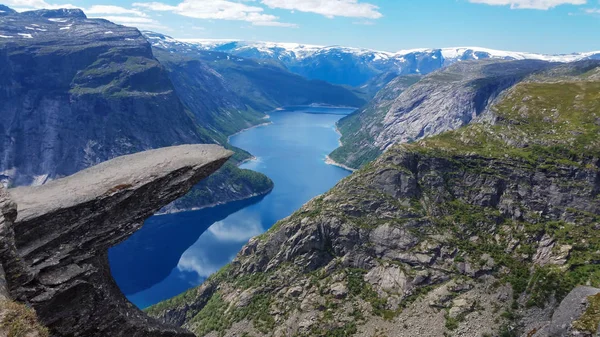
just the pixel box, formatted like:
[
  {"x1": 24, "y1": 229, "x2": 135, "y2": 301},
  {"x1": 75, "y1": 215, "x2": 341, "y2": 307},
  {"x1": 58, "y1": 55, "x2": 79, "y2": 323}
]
[{"x1": 7, "y1": 0, "x2": 600, "y2": 54}]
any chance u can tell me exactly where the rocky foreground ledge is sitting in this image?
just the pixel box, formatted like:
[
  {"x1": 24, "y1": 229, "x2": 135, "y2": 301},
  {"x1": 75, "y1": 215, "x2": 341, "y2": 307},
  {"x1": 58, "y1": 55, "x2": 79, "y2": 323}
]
[{"x1": 0, "y1": 144, "x2": 232, "y2": 337}]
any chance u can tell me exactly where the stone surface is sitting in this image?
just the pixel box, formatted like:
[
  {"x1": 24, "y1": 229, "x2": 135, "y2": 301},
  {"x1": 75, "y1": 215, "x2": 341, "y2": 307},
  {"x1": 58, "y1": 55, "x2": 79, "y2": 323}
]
[
  {"x1": 5, "y1": 144, "x2": 232, "y2": 337},
  {"x1": 330, "y1": 59, "x2": 556, "y2": 168},
  {"x1": 547, "y1": 286, "x2": 600, "y2": 337}
]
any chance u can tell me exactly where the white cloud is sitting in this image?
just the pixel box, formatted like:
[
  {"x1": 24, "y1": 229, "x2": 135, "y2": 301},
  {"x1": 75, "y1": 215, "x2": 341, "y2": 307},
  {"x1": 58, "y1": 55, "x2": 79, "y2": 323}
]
[
  {"x1": 133, "y1": 0, "x2": 297, "y2": 27},
  {"x1": 252, "y1": 20, "x2": 299, "y2": 27},
  {"x1": 261, "y1": 0, "x2": 382, "y2": 19},
  {"x1": 8, "y1": 0, "x2": 81, "y2": 12},
  {"x1": 207, "y1": 217, "x2": 264, "y2": 242},
  {"x1": 468, "y1": 0, "x2": 586, "y2": 10},
  {"x1": 90, "y1": 15, "x2": 170, "y2": 31},
  {"x1": 86, "y1": 5, "x2": 147, "y2": 17},
  {"x1": 177, "y1": 253, "x2": 220, "y2": 279}
]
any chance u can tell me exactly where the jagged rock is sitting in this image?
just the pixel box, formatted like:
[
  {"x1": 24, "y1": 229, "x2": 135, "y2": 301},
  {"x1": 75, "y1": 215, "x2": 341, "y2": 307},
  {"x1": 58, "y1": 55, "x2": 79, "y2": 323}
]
[
  {"x1": 365, "y1": 265, "x2": 409, "y2": 295},
  {"x1": 330, "y1": 283, "x2": 349, "y2": 299},
  {"x1": 449, "y1": 298, "x2": 473, "y2": 319},
  {"x1": 4, "y1": 144, "x2": 232, "y2": 337}
]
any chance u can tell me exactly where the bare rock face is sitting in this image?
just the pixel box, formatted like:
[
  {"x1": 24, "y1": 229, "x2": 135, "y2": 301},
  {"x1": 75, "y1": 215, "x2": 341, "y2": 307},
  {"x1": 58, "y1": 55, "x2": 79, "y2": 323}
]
[
  {"x1": 547, "y1": 286, "x2": 600, "y2": 337},
  {"x1": 2, "y1": 144, "x2": 232, "y2": 337},
  {"x1": 330, "y1": 59, "x2": 555, "y2": 169}
]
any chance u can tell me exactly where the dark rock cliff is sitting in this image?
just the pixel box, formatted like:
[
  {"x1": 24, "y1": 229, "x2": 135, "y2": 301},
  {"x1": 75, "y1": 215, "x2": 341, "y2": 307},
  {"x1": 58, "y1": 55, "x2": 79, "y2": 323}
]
[
  {"x1": 1, "y1": 144, "x2": 232, "y2": 337},
  {"x1": 0, "y1": 9, "x2": 212, "y2": 186},
  {"x1": 0, "y1": 7, "x2": 274, "y2": 214}
]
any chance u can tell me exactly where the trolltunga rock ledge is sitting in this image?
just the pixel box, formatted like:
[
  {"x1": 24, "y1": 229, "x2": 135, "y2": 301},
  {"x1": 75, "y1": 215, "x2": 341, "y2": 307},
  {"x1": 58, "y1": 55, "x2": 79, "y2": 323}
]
[{"x1": 4, "y1": 144, "x2": 232, "y2": 337}]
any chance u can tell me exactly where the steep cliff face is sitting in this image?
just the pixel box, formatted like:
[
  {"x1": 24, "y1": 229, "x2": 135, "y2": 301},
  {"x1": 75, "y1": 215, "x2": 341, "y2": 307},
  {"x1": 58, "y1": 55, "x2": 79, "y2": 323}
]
[
  {"x1": 330, "y1": 59, "x2": 555, "y2": 169},
  {"x1": 148, "y1": 74, "x2": 600, "y2": 336},
  {"x1": 0, "y1": 7, "x2": 274, "y2": 213},
  {"x1": 0, "y1": 9, "x2": 210, "y2": 186},
  {"x1": 2, "y1": 144, "x2": 232, "y2": 337}
]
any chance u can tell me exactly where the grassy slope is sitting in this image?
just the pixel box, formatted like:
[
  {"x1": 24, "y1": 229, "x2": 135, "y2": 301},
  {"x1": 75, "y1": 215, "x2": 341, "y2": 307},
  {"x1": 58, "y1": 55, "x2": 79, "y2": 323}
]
[{"x1": 146, "y1": 75, "x2": 600, "y2": 335}]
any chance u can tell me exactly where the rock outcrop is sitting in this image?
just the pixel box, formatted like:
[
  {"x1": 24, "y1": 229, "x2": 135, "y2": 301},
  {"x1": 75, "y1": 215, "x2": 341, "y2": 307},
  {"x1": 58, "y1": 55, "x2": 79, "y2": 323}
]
[
  {"x1": 148, "y1": 72, "x2": 600, "y2": 336},
  {"x1": 2, "y1": 144, "x2": 232, "y2": 337},
  {"x1": 330, "y1": 59, "x2": 557, "y2": 169},
  {"x1": 543, "y1": 286, "x2": 600, "y2": 336},
  {"x1": 0, "y1": 6, "x2": 273, "y2": 214}
]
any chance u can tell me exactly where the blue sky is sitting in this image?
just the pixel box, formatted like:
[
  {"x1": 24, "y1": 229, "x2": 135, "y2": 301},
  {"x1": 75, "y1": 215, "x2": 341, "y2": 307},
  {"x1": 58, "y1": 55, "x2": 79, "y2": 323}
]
[{"x1": 9, "y1": 0, "x2": 600, "y2": 53}]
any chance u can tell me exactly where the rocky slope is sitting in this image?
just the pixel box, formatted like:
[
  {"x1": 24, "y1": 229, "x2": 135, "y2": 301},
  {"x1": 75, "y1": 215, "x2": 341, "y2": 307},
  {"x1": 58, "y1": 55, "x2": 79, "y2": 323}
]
[
  {"x1": 330, "y1": 59, "x2": 561, "y2": 169},
  {"x1": 0, "y1": 7, "x2": 273, "y2": 212},
  {"x1": 147, "y1": 70, "x2": 600, "y2": 336},
  {"x1": 144, "y1": 32, "x2": 367, "y2": 111},
  {"x1": 1, "y1": 144, "x2": 231, "y2": 337},
  {"x1": 185, "y1": 40, "x2": 600, "y2": 86}
]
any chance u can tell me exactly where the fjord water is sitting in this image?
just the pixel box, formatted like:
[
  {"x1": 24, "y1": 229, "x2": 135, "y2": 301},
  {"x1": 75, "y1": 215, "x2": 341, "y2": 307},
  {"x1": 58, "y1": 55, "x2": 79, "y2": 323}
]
[{"x1": 108, "y1": 107, "x2": 354, "y2": 309}]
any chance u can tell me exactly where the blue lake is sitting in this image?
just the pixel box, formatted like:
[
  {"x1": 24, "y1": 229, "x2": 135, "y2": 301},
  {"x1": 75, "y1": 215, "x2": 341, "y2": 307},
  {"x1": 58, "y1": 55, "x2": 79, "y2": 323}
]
[{"x1": 108, "y1": 107, "x2": 354, "y2": 309}]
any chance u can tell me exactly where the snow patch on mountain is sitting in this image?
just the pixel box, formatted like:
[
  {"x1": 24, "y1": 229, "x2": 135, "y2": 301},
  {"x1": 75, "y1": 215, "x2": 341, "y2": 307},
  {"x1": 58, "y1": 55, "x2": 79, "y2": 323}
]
[{"x1": 177, "y1": 38, "x2": 600, "y2": 64}]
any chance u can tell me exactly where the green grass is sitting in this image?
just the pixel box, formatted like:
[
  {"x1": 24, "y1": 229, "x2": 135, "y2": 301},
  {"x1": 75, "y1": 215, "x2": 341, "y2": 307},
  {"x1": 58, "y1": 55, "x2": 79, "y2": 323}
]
[
  {"x1": 409, "y1": 81, "x2": 600, "y2": 164},
  {"x1": 0, "y1": 301, "x2": 49, "y2": 337}
]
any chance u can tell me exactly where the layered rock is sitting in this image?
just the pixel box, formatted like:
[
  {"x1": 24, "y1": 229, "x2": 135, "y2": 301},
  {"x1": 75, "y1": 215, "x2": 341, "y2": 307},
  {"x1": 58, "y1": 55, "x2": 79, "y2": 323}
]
[
  {"x1": 0, "y1": 8, "x2": 211, "y2": 186},
  {"x1": 148, "y1": 74, "x2": 600, "y2": 336},
  {"x1": 2, "y1": 144, "x2": 232, "y2": 337}
]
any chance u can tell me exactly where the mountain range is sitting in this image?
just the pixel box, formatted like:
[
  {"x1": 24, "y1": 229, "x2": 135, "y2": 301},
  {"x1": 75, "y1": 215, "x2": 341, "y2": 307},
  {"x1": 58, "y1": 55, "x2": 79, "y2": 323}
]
[{"x1": 182, "y1": 39, "x2": 600, "y2": 86}]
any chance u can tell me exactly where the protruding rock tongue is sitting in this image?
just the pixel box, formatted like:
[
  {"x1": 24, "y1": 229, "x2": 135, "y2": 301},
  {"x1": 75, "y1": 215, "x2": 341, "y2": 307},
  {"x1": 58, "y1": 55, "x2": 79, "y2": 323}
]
[{"x1": 6, "y1": 144, "x2": 232, "y2": 337}]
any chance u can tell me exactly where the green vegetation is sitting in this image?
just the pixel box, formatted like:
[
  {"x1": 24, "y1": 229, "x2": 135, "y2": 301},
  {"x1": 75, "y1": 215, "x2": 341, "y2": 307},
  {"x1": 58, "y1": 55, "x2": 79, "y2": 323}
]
[
  {"x1": 148, "y1": 73, "x2": 600, "y2": 336},
  {"x1": 346, "y1": 269, "x2": 396, "y2": 319},
  {"x1": 410, "y1": 81, "x2": 600, "y2": 164},
  {"x1": 573, "y1": 293, "x2": 600, "y2": 334},
  {"x1": 0, "y1": 300, "x2": 49, "y2": 337},
  {"x1": 329, "y1": 74, "x2": 425, "y2": 169},
  {"x1": 145, "y1": 264, "x2": 234, "y2": 317},
  {"x1": 172, "y1": 162, "x2": 274, "y2": 211},
  {"x1": 185, "y1": 290, "x2": 275, "y2": 336}
]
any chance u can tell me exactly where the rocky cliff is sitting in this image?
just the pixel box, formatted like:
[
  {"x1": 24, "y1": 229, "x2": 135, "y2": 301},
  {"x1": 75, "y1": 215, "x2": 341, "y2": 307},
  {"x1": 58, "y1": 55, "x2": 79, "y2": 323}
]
[
  {"x1": 0, "y1": 144, "x2": 231, "y2": 337},
  {"x1": 147, "y1": 70, "x2": 600, "y2": 336},
  {"x1": 330, "y1": 59, "x2": 561, "y2": 169},
  {"x1": 0, "y1": 7, "x2": 273, "y2": 213}
]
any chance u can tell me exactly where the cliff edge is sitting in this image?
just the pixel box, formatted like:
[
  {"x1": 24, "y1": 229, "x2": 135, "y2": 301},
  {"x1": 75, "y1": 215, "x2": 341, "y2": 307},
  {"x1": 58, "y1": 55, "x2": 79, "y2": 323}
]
[{"x1": 1, "y1": 144, "x2": 232, "y2": 337}]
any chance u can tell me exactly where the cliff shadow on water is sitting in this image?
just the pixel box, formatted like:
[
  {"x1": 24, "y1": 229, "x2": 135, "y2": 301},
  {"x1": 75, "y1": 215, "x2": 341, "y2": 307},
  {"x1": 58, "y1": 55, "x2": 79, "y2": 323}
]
[{"x1": 109, "y1": 194, "x2": 266, "y2": 296}]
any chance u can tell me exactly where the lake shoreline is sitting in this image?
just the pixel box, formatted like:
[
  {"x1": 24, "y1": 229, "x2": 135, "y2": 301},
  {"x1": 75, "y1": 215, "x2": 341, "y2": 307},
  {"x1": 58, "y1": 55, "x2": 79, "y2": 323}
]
[
  {"x1": 112, "y1": 106, "x2": 355, "y2": 308},
  {"x1": 325, "y1": 155, "x2": 356, "y2": 172},
  {"x1": 158, "y1": 105, "x2": 355, "y2": 216},
  {"x1": 154, "y1": 185, "x2": 274, "y2": 216}
]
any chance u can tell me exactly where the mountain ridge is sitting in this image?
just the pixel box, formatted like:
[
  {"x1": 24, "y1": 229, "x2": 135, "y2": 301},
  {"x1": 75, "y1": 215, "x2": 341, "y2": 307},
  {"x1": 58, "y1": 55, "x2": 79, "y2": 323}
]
[
  {"x1": 172, "y1": 38, "x2": 600, "y2": 87},
  {"x1": 181, "y1": 39, "x2": 600, "y2": 63}
]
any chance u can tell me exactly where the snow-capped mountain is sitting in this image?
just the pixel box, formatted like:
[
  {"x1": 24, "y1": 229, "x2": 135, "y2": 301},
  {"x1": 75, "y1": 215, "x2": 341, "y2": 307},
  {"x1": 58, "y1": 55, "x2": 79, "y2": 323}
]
[{"x1": 177, "y1": 38, "x2": 600, "y2": 86}]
